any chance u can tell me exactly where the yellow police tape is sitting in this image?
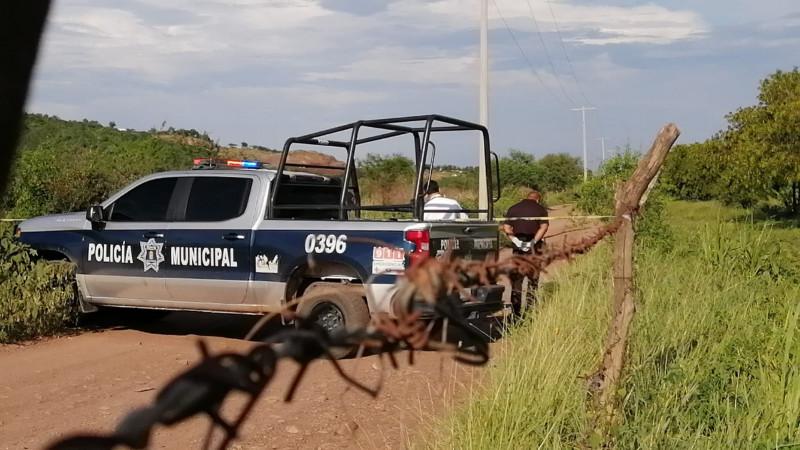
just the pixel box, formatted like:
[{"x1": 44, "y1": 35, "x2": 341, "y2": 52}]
[{"x1": 0, "y1": 219, "x2": 25, "y2": 222}]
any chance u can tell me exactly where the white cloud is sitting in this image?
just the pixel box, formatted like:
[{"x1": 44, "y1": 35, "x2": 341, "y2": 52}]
[
  {"x1": 213, "y1": 84, "x2": 392, "y2": 107},
  {"x1": 385, "y1": 0, "x2": 708, "y2": 45},
  {"x1": 303, "y1": 46, "x2": 477, "y2": 85},
  {"x1": 37, "y1": 0, "x2": 708, "y2": 84}
]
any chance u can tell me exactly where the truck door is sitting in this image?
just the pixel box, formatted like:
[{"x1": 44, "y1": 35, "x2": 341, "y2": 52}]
[
  {"x1": 164, "y1": 175, "x2": 257, "y2": 304},
  {"x1": 82, "y1": 177, "x2": 177, "y2": 302},
  {"x1": 428, "y1": 222, "x2": 499, "y2": 263}
]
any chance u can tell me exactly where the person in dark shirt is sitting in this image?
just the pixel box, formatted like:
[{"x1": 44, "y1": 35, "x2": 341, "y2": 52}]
[{"x1": 502, "y1": 191, "x2": 549, "y2": 319}]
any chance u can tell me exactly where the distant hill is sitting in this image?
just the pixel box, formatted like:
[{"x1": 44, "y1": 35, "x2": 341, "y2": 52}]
[
  {"x1": 2, "y1": 114, "x2": 344, "y2": 218},
  {"x1": 151, "y1": 130, "x2": 344, "y2": 170},
  {"x1": 4, "y1": 114, "x2": 217, "y2": 218}
]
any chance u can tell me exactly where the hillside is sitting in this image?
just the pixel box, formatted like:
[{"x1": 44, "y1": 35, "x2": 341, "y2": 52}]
[{"x1": 2, "y1": 114, "x2": 344, "y2": 218}]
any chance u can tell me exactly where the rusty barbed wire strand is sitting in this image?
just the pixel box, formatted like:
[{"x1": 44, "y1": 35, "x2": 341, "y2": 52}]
[{"x1": 46, "y1": 219, "x2": 620, "y2": 450}]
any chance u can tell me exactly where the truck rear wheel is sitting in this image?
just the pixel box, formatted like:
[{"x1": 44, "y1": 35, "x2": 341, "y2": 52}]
[{"x1": 297, "y1": 283, "x2": 370, "y2": 359}]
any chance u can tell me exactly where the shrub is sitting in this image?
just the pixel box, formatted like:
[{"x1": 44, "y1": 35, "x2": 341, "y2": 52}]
[
  {"x1": 576, "y1": 152, "x2": 672, "y2": 248},
  {"x1": 537, "y1": 153, "x2": 583, "y2": 192},
  {"x1": 357, "y1": 154, "x2": 416, "y2": 205},
  {"x1": 0, "y1": 226, "x2": 77, "y2": 343},
  {"x1": 2, "y1": 114, "x2": 213, "y2": 218},
  {"x1": 498, "y1": 150, "x2": 546, "y2": 190}
]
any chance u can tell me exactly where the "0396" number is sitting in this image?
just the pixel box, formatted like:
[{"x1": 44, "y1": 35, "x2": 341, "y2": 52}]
[{"x1": 304, "y1": 234, "x2": 347, "y2": 254}]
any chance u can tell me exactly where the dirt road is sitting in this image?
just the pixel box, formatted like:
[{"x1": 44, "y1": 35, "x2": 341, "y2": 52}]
[
  {"x1": 0, "y1": 313, "x2": 485, "y2": 449},
  {"x1": 0, "y1": 204, "x2": 596, "y2": 449}
]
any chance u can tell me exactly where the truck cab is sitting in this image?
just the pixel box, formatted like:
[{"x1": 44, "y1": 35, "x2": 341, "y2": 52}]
[{"x1": 17, "y1": 115, "x2": 504, "y2": 334}]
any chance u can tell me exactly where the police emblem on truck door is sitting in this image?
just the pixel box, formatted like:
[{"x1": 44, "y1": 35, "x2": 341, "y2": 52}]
[{"x1": 137, "y1": 238, "x2": 165, "y2": 272}]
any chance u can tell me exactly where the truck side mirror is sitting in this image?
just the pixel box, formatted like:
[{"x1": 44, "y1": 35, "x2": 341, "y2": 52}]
[{"x1": 86, "y1": 205, "x2": 105, "y2": 223}]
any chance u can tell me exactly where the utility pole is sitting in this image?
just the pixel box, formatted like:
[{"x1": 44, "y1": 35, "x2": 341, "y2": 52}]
[
  {"x1": 572, "y1": 106, "x2": 596, "y2": 181},
  {"x1": 596, "y1": 137, "x2": 610, "y2": 163},
  {"x1": 478, "y1": 0, "x2": 489, "y2": 219}
]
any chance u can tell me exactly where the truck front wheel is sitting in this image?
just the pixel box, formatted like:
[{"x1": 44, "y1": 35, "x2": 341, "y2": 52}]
[{"x1": 296, "y1": 283, "x2": 370, "y2": 358}]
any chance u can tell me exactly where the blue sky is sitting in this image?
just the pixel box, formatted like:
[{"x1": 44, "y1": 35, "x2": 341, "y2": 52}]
[{"x1": 28, "y1": 0, "x2": 800, "y2": 167}]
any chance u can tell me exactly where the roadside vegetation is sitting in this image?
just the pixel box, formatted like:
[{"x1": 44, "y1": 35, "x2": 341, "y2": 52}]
[
  {"x1": 429, "y1": 201, "x2": 800, "y2": 448},
  {"x1": 0, "y1": 225, "x2": 76, "y2": 343},
  {"x1": 2, "y1": 114, "x2": 215, "y2": 219},
  {"x1": 428, "y1": 68, "x2": 800, "y2": 448}
]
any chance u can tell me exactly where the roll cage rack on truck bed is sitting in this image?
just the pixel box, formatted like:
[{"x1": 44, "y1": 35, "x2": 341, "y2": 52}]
[{"x1": 268, "y1": 114, "x2": 501, "y2": 221}]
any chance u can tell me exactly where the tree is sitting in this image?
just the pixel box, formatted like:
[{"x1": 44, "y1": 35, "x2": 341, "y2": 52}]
[
  {"x1": 537, "y1": 153, "x2": 582, "y2": 192},
  {"x1": 357, "y1": 154, "x2": 415, "y2": 181},
  {"x1": 498, "y1": 149, "x2": 545, "y2": 190},
  {"x1": 357, "y1": 154, "x2": 416, "y2": 204},
  {"x1": 661, "y1": 141, "x2": 725, "y2": 202},
  {"x1": 722, "y1": 69, "x2": 800, "y2": 212},
  {"x1": 241, "y1": 142, "x2": 248, "y2": 148},
  {"x1": 109, "y1": 121, "x2": 116, "y2": 128}
]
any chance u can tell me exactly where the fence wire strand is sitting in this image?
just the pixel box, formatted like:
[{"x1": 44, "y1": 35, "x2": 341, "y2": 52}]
[{"x1": 47, "y1": 219, "x2": 620, "y2": 450}]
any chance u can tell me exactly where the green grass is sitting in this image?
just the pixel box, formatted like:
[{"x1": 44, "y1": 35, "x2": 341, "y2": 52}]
[
  {"x1": 429, "y1": 201, "x2": 800, "y2": 449},
  {"x1": 425, "y1": 243, "x2": 614, "y2": 449}
]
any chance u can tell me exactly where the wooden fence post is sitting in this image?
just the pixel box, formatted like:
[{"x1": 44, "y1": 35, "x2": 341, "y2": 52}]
[{"x1": 595, "y1": 123, "x2": 681, "y2": 417}]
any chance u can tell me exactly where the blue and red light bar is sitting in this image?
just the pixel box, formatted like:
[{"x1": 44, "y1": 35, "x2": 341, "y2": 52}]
[{"x1": 192, "y1": 158, "x2": 264, "y2": 169}]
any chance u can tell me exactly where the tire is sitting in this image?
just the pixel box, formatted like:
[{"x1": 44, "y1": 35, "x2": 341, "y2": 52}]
[{"x1": 296, "y1": 283, "x2": 370, "y2": 359}]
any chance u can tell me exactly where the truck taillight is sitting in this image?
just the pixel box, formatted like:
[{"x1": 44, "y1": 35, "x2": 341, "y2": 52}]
[{"x1": 405, "y1": 229, "x2": 430, "y2": 265}]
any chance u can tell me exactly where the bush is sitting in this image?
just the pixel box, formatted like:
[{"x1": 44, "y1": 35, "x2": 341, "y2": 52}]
[
  {"x1": 661, "y1": 142, "x2": 723, "y2": 202},
  {"x1": 538, "y1": 153, "x2": 583, "y2": 192},
  {"x1": 0, "y1": 226, "x2": 77, "y2": 343},
  {"x1": 498, "y1": 150, "x2": 546, "y2": 189},
  {"x1": 576, "y1": 152, "x2": 672, "y2": 248},
  {"x1": 431, "y1": 202, "x2": 800, "y2": 448},
  {"x1": 575, "y1": 152, "x2": 639, "y2": 216},
  {"x1": 2, "y1": 114, "x2": 214, "y2": 218},
  {"x1": 357, "y1": 154, "x2": 416, "y2": 205}
]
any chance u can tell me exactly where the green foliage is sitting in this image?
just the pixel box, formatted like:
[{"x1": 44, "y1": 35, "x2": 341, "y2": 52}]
[
  {"x1": 357, "y1": 153, "x2": 415, "y2": 182},
  {"x1": 576, "y1": 151, "x2": 672, "y2": 248},
  {"x1": 0, "y1": 226, "x2": 77, "y2": 343},
  {"x1": 3, "y1": 114, "x2": 214, "y2": 217},
  {"x1": 498, "y1": 149, "x2": 545, "y2": 190},
  {"x1": 356, "y1": 154, "x2": 416, "y2": 205},
  {"x1": 436, "y1": 167, "x2": 478, "y2": 192},
  {"x1": 661, "y1": 142, "x2": 725, "y2": 202},
  {"x1": 494, "y1": 149, "x2": 582, "y2": 193},
  {"x1": 617, "y1": 204, "x2": 800, "y2": 448},
  {"x1": 427, "y1": 242, "x2": 615, "y2": 449},
  {"x1": 575, "y1": 152, "x2": 639, "y2": 216},
  {"x1": 430, "y1": 201, "x2": 800, "y2": 448},
  {"x1": 663, "y1": 69, "x2": 800, "y2": 212},
  {"x1": 538, "y1": 153, "x2": 583, "y2": 191}
]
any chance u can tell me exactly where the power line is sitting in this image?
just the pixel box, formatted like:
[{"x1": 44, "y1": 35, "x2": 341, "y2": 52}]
[
  {"x1": 524, "y1": 0, "x2": 576, "y2": 106},
  {"x1": 546, "y1": 0, "x2": 594, "y2": 106},
  {"x1": 490, "y1": 0, "x2": 570, "y2": 108}
]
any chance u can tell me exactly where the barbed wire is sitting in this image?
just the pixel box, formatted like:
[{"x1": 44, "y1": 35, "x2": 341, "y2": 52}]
[{"x1": 46, "y1": 218, "x2": 620, "y2": 450}]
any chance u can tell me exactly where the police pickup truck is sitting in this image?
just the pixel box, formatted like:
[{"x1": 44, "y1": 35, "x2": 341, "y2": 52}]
[{"x1": 16, "y1": 115, "x2": 504, "y2": 333}]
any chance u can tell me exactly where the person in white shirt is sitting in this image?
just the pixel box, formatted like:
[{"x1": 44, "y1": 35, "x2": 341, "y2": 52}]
[{"x1": 422, "y1": 180, "x2": 468, "y2": 221}]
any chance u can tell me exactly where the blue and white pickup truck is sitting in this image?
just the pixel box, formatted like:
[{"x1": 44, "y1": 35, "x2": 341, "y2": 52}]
[{"x1": 16, "y1": 115, "x2": 504, "y2": 333}]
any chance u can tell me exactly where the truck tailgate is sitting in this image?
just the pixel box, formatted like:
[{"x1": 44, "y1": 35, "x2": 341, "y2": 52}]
[{"x1": 428, "y1": 222, "x2": 498, "y2": 263}]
